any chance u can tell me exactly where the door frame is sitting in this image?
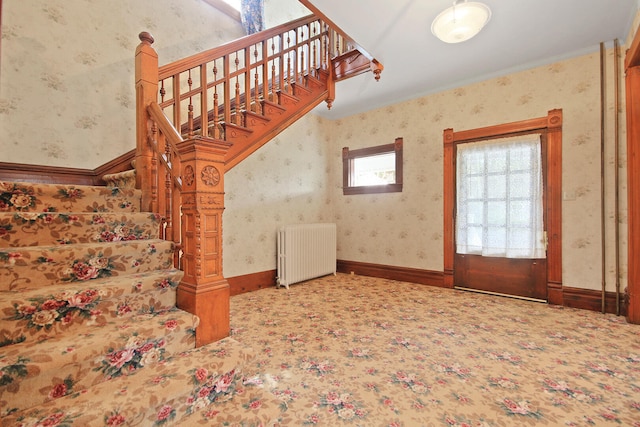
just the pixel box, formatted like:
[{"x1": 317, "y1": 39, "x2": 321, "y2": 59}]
[
  {"x1": 443, "y1": 109, "x2": 563, "y2": 304},
  {"x1": 626, "y1": 25, "x2": 640, "y2": 323}
]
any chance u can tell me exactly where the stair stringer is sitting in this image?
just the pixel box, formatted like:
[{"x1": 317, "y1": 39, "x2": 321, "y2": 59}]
[{"x1": 223, "y1": 71, "x2": 331, "y2": 172}]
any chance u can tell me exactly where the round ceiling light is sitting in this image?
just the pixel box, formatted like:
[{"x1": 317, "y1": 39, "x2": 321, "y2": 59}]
[{"x1": 431, "y1": 1, "x2": 491, "y2": 44}]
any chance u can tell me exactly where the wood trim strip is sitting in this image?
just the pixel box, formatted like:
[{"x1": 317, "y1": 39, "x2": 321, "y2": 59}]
[
  {"x1": 227, "y1": 269, "x2": 277, "y2": 296},
  {"x1": 563, "y1": 286, "x2": 628, "y2": 316},
  {"x1": 337, "y1": 260, "x2": 444, "y2": 287},
  {"x1": 626, "y1": 37, "x2": 640, "y2": 323},
  {"x1": 158, "y1": 14, "x2": 318, "y2": 80},
  {"x1": 0, "y1": 149, "x2": 136, "y2": 186},
  {"x1": 450, "y1": 116, "x2": 549, "y2": 143},
  {"x1": 625, "y1": 19, "x2": 640, "y2": 69},
  {"x1": 443, "y1": 129, "x2": 455, "y2": 288},
  {"x1": 226, "y1": 264, "x2": 624, "y2": 317},
  {"x1": 0, "y1": 162, "x2": 96, "y2": 185}
]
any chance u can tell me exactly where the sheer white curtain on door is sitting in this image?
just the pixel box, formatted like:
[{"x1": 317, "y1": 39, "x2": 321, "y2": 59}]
[{"x1": 456, "y1": 135, "x2": 545, "y2": 259}]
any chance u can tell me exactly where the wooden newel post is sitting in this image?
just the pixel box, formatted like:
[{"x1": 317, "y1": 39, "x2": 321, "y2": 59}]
[
  {"x1": 135, "y1": 31, "x2": 158, "y2": 212},
  {"x1": 177, "y1": 136, "x2": 233, "y2": 347}
]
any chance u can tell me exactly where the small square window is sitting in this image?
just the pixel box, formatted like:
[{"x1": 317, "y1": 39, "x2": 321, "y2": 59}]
[{"x1": 342, "y1": 138, "x2": 403, "y2": 195}]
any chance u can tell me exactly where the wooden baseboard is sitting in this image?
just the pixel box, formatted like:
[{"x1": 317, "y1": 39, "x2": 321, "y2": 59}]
[
  {"x1": 0, "y1": 150, "x2": 136, "y2": 186},
  {"x1": 226, "y1": 263, "x2": 627, "y2": 316},
  {"x1": 227, "y1": 269, "x2": 277, "y2": 296},
  {"x1": 338, "y1": 260, "x2": 627, "y2": 316},
  {"x1": 0, "y1": 162, "x2": 96, "y2": 185},
  {"x1": 337, "y1": 260, "x2": 444, "y2": 287},
  {"x1": 562, "y1": 286, "x2": 627, "y2": 316}
]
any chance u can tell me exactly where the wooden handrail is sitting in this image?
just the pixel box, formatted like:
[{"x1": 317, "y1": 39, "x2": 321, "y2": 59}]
[
  {"x1": 145, "y1": 101, "x2": 182, "y2": 264},
  {"x1": 159, "y1": 15, "x2": 325, "y2": 79},
  {"x1": 147, "y1": 102, "x2": 184, "y2": 192},
  {"x1": 298, "y1": 1, "x2": 383, "y2": 81},
  {"x1": 298, "y1": 0, "x2": 374, "y2": 62},
  {"x1": 154, "y1": 13, "x2": 369, "y2": 140}
]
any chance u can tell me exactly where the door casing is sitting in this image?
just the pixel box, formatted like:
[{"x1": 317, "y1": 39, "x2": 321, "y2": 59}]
[{"x1": 443, "y1": 109, "x2": 563, "y2": 303}]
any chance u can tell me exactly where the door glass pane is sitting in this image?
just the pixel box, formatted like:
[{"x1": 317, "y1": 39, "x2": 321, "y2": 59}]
[
  {"x1": 467, "y1": 176, "x2": 484, "y2": 198},
  {"x1": 510, "y1": 146, "x2": 533, "y2": 171},
  {"x1": 487, "y1": 201, "x2": 506, "y2": 225},
  {"x1": 486, "y1": 226, "x2": 506, "y2": 253},
  {"x1": 487, "y1": 174, "x2": 506, "y2": 198},
  {"x1": 466, "y1": 152, "x2": 484, "y2": 174},
  {"x1": 510, "y1": 201, "x2": 531, "y2": 225},
  {"x1": 510, "y1": 172, "x2": 531, "y2": 198},
  {"x1": 468, "y1": 226, "x2": 483, "y2": 248},
  {"x1": 467, "y1": 201, "x2": 484, "y2": 224},
  {"x1": 487, "y1": 151, "x2": 507, "y2": 173},
  {"x1": 456, "y1": 135, "x2": 545, "y2": 258}
]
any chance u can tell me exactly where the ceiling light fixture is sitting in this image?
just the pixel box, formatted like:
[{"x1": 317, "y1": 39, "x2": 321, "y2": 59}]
[{"x1": 431, "y1": 0, "x2": 491, "y2": 44}]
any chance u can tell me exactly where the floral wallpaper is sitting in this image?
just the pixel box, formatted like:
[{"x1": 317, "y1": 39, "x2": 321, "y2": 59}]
[
  {"x1": 0, "y1": 0, "x2": 244, "y2": 168},
  {"x1": 324, "y1": 48, "x2": 627, "y2": 293},
  {"x1": 1, "y1": 0, "x2": 636, "y2": 294},
  {"x1": 225, "y1": 41, "x2": 630, "y2": 294},
  {"x1": 223, "y1": 114, "x2": 332, "y2": 278}
]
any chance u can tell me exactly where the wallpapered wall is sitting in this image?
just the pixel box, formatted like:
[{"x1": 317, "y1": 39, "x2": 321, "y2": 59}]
[
  {"x1": 264, "y1": 0, "x2": 309, "y2": 28},
  {"x1": 325, "y1": 49, "x2": 626, "y2": 292},
  {"x1": 1, "y1": 0, "x2": 635, "y2": 293},
  {"x1": 224, "y1": 115, "x2": 332, "y2": 277},
  {"x1": 224, "y1": 46, "x2": 630, "y2": 293},
  {"x1": 0, "y1": 0, "x2": 244, "y2": 169}
]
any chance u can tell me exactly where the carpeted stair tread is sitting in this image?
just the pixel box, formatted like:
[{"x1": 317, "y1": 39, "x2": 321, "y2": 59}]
[
  {"x1": 0, "y1": 181, "x2": 141, "y2": 213},
  {"x1": 2, "y1": 337, "x2": 259, "y2": 426},
  {"x1": 0, "y1": 239, "x2": 176, "y2": 291},
  {"x1": 0, "y1": 211, "x2": 161, "y2": 247},
  {"x1": 0, "y1": 268, "x2": 184, "y2": 346},
  {"x1": 102, "y1": 169, "x2": 136, "y2": 189},
  {"x1": 0, "y1": 179, "x2": 246, "y2": 423},
  {"x1": 0, "y1": 307, "x2": 199, "y2": 414}
]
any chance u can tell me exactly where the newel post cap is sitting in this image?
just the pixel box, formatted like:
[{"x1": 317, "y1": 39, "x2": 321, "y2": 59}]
[{"x1": 139, "y1": 31, "x2": 155, "y2": 45}]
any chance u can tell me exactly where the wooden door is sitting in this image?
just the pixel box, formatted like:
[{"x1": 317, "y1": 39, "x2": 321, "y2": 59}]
[
  {"x1": 443, "y1": 110, "x2": 563, "y2": 304},
  {"x1": 454, "y1": 254, "x2": 547, "y2": 300},
  {"x1": 452, "y1": 136, "x2": 548, "y2": 301}
]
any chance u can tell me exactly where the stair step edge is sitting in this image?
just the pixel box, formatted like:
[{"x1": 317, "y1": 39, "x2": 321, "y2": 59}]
[{"x1": 2, "y1": 337, "x2": 256, "y2": 426}]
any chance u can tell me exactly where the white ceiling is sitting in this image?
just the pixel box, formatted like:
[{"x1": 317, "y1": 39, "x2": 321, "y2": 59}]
[{"x1": 309, "y1": 0, "x2": 639, "y2": 119}]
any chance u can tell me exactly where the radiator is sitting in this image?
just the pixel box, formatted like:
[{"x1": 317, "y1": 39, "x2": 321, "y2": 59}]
[{"x1": 276, "y1": 223, "x2": 337, "y2": 289}]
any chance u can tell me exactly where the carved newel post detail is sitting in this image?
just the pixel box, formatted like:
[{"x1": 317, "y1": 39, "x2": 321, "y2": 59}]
[{"x1": 178, "y1": 136, "x2": 233, "y2": 347}]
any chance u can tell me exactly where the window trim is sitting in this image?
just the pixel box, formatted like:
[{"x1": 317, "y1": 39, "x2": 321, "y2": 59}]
[{"x1": 342, "y1": 137, "x2": 403, "y2": 195}]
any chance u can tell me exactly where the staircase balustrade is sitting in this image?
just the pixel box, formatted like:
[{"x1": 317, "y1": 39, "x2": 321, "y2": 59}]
[
  {"x1": 135, "y1": 13, "x2": 382, "y2": 347},
  {"x1": 157, "y1": 14, "x2": 351, "y2": 140}
]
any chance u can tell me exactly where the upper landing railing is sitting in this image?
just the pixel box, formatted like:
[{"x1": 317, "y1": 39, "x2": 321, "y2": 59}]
[{"x1": 153, "y1": 14, "x2": 367, "y2": 139}]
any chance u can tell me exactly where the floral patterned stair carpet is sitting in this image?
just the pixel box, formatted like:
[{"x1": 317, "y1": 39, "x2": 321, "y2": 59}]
[
  {"x1": 229, "y1": 274, "x2": 640, "y2": 426},
  {"x1": 0, "y1": 181, "x2": 279, "y2": 426}
]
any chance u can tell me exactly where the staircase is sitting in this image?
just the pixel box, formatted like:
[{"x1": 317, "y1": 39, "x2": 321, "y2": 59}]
[
  {"x1": 133, "y1": 12, "x2": 382, "y2": 347},
  {"x1": 0, "y1": 9, "x2": 381, "y2": 424},
  {"x1": 0, "y1": 180, "x2": 278, "y2": 425}
]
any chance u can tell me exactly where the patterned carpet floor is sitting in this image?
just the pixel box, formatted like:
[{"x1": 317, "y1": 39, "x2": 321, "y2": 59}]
[{"x1": 229, "y1": 273, "x2": 640, "y2": 426}]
